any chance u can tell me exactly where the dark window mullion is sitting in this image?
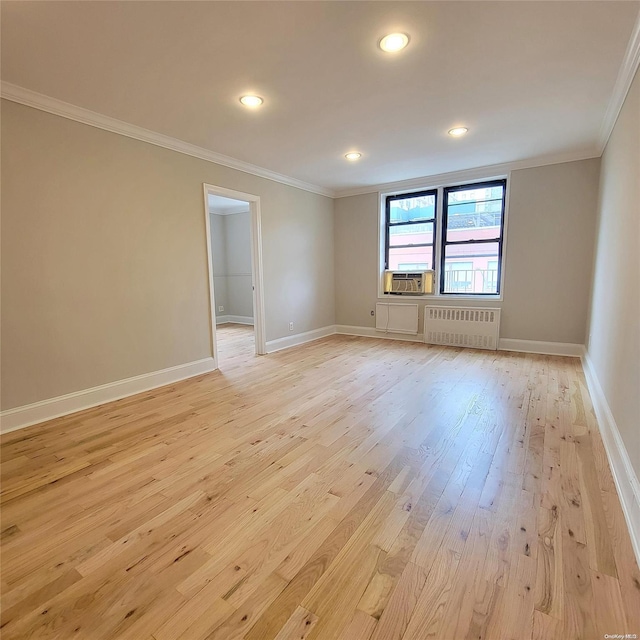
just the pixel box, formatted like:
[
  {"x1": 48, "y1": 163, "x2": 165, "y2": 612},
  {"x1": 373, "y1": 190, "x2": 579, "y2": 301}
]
[
  {"x1": 390, "y1": 243, "x2": 433, "y2": 250},
  {"x1": 388, "y1": 188, "x2": 438, "y2": 203},
  {"x1": 385, "y1": 197, "x2": 391, "y2": 269},
  {"x1": 440, "y1": 191, "x2": 449, "y2": 293},
  {"x1": 445, "y1": 179, "x2": 505, "y2": 194},
  {"x1": 442, "y1": 238, "x2": 501, "y2": 246},
  {"x1": 388, "y1": 219, "x2": 435, "y2": 227},
  {"x1": 447, "y1": 197, "x2": 504, "y2": 206},
  {"x1": 440, "y1": 252, "x2": 499, "y2": 260}
]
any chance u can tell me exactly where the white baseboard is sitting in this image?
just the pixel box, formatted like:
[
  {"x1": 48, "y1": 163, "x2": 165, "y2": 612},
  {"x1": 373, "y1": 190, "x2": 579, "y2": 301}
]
[
  {"x1": 266, "y1": 325, "x2": 336, "y2": 353},
  {"x1": 582, "y1": 352, "x2": 640, "y2": 565},
  {"x1": 0, "y1": 357, "x2": 217, "y2": 434},
  {"x1": 334, "y1": 329, "x2": 584, "y2": 355},
  {"x1": 335, "y1": 325, "x2": 424, "y2": 343},
  {"x1": 498, "y1": 338, "x2": 584, "y2": 357},
  {"x1": 217, "y1": 315, "x2": 254, "y2": 326}
]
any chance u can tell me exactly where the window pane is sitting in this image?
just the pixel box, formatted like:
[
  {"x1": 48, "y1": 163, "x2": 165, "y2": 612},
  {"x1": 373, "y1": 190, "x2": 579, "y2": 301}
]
[
  {"x1": 442, "y1": 242, "x2": 499, "y2": 294},
  {"x1": 389, "y1": 193, "x2": 436, "y2": 223},
  {"x1": 448, "y1": 185, "x2": 504, "y2": 204},
  {"x1": 389, "y1": 222, "x2": 434, "y2": 247},
  {"x1": 389, "y1": 245, "x2": 433, "y2": 270},
  {"x1": 446, "y1": 185, "x2": 503, "y2": 242}
]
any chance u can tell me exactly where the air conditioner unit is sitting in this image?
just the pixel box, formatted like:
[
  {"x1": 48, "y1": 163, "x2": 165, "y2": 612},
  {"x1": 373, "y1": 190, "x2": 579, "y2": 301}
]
[{"x1": 383, "y1": 270, "x2": 434, "y2": 295}]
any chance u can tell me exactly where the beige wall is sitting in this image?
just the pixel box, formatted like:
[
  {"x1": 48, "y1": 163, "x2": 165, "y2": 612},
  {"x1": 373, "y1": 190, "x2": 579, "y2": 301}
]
[
  {"x1": 334, "y1": 159, "x2": 600, "y2": 344},
  {"x1": 224, "y1": 211, "x2": 254, "y2": 319},
  {"x1": 1, "y1": 100, "x2": 335, "y2": 410},
  {"x1": 209, "y1": 213, "x2": 229, "y2": 316},
  {"x1": 334, "y1": 192, "x2": 381, "y2": 327},
  {"x1": 504, "y1": 160, "x2": 599, "y2": 342},
  {"x1": 586, "y1": 69, "x2": 640, "y2": 476}
]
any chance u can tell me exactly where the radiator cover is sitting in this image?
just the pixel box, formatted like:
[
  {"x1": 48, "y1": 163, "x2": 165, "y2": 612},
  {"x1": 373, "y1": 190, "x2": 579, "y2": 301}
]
[{"x1": 424, "y1": 306, "x2": 500, "y2": 350}]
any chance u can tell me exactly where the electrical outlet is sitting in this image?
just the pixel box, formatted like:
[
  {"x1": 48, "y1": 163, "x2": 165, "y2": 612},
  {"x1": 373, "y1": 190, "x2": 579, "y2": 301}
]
[
  {"x1": 218, "y1": 306, "x2": 224, "y2": 312},
  {"x1": 289, "y1": 322, "x2": 294, "y2": 331}
]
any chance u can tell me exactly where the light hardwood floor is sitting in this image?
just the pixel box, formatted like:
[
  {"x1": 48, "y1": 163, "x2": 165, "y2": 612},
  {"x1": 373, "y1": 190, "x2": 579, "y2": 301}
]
[
  {"x1": 1, "y1": 333, "x2": 639, "y2": 640},
  {"x1": 216, "y1": 323, "x2": 255, "y2": 367}
]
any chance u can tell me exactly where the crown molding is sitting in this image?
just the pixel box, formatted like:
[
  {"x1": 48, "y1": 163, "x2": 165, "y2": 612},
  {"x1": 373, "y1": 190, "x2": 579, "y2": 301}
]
[
  {"x1": 597, "y1": 8, "x2": 640, "y2": 154},
  {"x1": 0, "y1": 82, "x2": 335, "y2": 199},
  {"x1": 333, "y1": 148, "x2": 600, "y2": 198},
  {"x1": 3, "y1": 67, "x2": 627, "y2": 202}
]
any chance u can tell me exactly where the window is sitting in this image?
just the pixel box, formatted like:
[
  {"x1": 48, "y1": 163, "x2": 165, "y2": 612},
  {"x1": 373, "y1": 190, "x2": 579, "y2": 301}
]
[
  {"x1": 383, "y1": 178, "x2": 507, "y2": 297},
  {"x1": 441, "y1": 180, "x2": 506, "y2": 295},
  {"x1": 385, "y1": 190, "x2": 437, "y2": 271}
]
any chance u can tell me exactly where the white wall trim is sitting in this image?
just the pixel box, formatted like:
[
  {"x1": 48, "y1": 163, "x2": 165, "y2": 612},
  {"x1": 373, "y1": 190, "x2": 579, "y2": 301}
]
[
  {"x1": 334, "y1": 150, "x2": 600, "y2": 198},
  {"x1": 582, "y1": 352, "x2": 640, "y2": 565},
  {"x1": 498, "y1": 338, "x2": 584, "y2": 357},
  {"x1": 333, "y1": 329, "x2": 584, "y2": 356},
  {"x1": 597, "y1": 10, "x2": 640, "y2": 154},
  {"x1": 266, "y1": 326, "x2": 336, "y2": 353},
  {"x1": 203, "y1": 183, "x2": 267, "y2": 358},
  {"x1": 0, "y1": 82, "x2": 333, "y2": 198},
  {"x1": 0, "y1": 357, "x2": 217, "y2": 434},
  {"x1": 335, "y1": 325, "x2": 424, "y2": 343},
  {"x1": 217, "y1": 315, "x2": 254, "y2": 325}
]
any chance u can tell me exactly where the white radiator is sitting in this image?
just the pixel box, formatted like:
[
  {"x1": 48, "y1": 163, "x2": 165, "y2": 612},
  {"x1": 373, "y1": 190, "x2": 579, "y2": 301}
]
[
  {"x1": 424, "y1": 306, "x2": 500, "y2": 350},
  {"x1": 376, "y1": 303, "x2": 419, "y2": 335}
]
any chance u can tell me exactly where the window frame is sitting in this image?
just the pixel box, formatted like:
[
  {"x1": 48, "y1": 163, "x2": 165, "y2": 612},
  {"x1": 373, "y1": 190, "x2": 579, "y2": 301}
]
[
  {"x1": 378, "y1": 174, "x2": 509, "y2": 300},
  {"x1": 384, "y1": 189, "x2": 438, "y2": 271},
  {"x1": 440, "y1": 179, "x2": 507, "y2": 296}
]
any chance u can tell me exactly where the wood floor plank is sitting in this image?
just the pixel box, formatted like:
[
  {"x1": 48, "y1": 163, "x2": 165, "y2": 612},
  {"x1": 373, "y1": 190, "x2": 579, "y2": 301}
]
[
  {"x1": 534, "y1": 505, "x2": 565, "y2": 621},
  {"x1": 401, "y1": 546, "x2": 462, "y2": 640},
  {"x1": 0, "y1": 326, "x2": 636, "y2": 640},
  {"x1": 272, "y1": 606, "x2": 318, "y2": 640},
  {"x1": 561, "y1": 529, "x2": 597, "y2": 639},
  {"x1": 336, "y1": 609, "x2": 377, "y2": 640},
  {"x1": 575, "y1": 433, "x2": 618, "y2": 577},
  {"x1": 369, "y1": 561, "x2": 427, "y2": 640},
  {"x1": 300, "y1": 491, "x2": 395, "y2": 639},
  {"x1": 430, "y1": 503, "x2": 495, "y2": 640},
  {"x1": 484, "y1": 552, "x2": 536, "y2": 640},
  {"x1": 245, "y1": 454, "x2": 411, "y2": 640},
  {"x1": 591, "y1": 570, "x2": 630, "y2": 640},
  {"x1": 532, "y1": 609, "x2": 561, "y2": 640},
  {"x1": 153, "y1": 566, "x2": 245, "y2": 640}
]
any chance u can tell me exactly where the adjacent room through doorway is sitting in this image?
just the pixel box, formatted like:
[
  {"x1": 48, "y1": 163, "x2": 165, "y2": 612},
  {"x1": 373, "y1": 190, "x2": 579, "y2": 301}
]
[{"x1": 208, "y1": 193, "x2": 255, "y2": 365}]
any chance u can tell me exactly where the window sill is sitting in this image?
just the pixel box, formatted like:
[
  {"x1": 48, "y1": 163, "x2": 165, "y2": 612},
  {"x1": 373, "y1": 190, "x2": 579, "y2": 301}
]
[{"x1": 377, "y1": 294, "x2": 503, "y2": 302}]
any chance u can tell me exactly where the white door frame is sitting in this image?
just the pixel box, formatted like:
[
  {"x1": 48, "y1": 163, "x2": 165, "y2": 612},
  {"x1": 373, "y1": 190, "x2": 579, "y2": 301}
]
[{"x1": 203, "y1": 183, "x2": 267, "y2": 363}]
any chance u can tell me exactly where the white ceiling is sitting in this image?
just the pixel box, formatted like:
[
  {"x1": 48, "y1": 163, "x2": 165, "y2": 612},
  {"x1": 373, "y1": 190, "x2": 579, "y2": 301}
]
[
  {"x1": 208, "y1": 194, "x2": 250, "y2": 215},
  {"x1": 2, "y1": 1, "x2": 638, "y2": 193}
]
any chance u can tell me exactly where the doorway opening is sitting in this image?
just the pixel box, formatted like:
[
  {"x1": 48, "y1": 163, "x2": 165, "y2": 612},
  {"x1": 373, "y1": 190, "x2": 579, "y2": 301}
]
[{"x1": 203, "y1": 184, "x2": 266, "y2": 368}]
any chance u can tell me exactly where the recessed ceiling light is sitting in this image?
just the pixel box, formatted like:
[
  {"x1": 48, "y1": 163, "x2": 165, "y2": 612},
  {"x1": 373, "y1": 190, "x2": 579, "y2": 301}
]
[
  {"x1": 345, "y1": 152, "x2": 362, "y2": 161},
  {"x1": 448, "y1": 127, "x2": 469, "y2": 137},
  {"x1": 379, "y1": 33, "x2": 410, "y2": 53},
  {"x1": 239, "y1": 95, "x2": 263, "y2": 108}
]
